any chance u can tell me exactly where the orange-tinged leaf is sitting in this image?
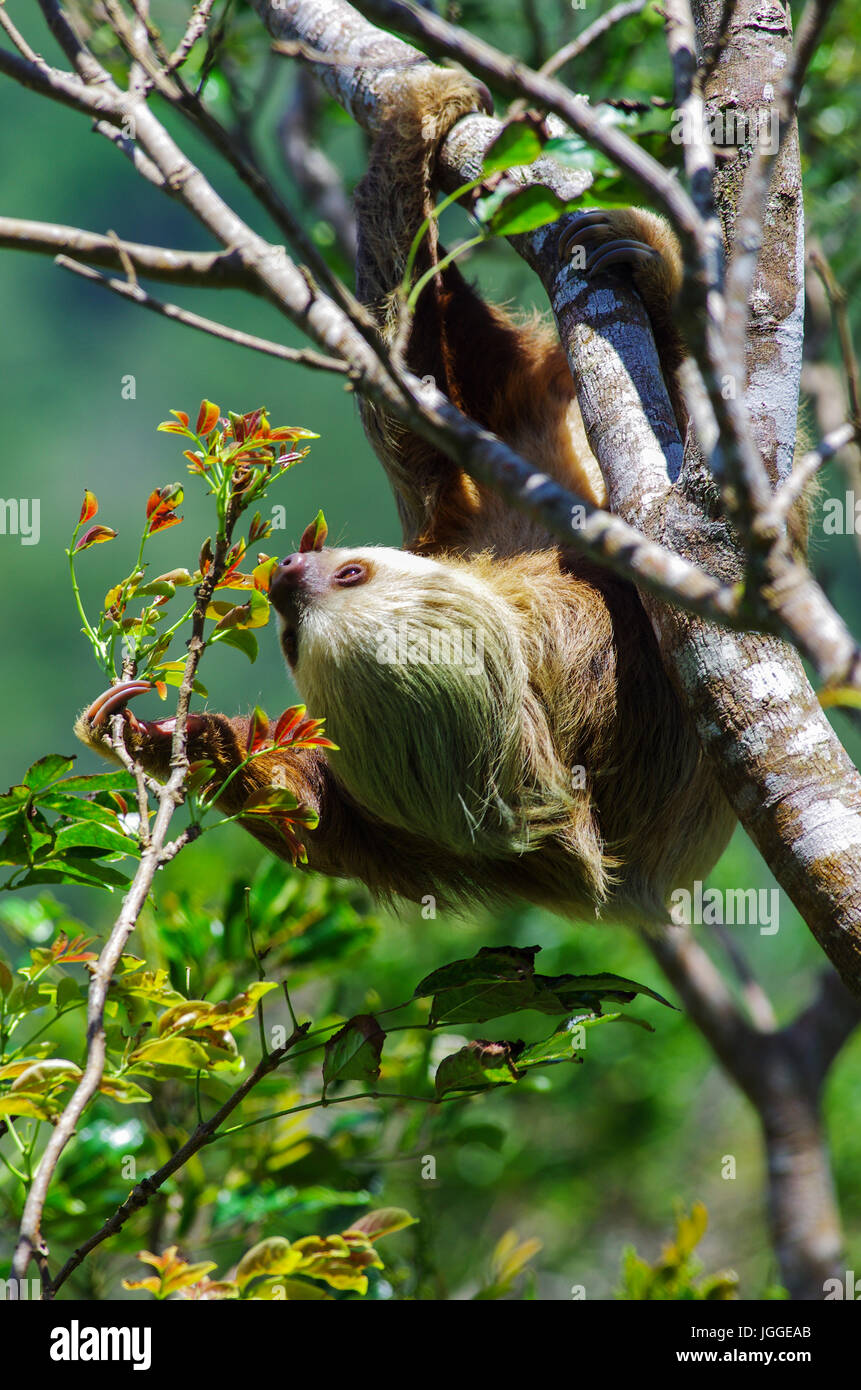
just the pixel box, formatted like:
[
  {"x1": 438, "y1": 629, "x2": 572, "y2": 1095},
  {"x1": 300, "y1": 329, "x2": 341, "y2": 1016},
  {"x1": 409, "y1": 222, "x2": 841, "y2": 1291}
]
[
  {"x1": 270, "y1": 426, "x2": 319, "y2": 441},
  {"x1": 196, "y1": 399, "x2": 220, "y2": 434},
  {"x1": 272, "y1": 705, "x2": 337, "y2": 751},
  {"x1": 345, "y1": 1208, "x2": 418, "y2": 1243},
  {"x1": 79, "y1": 490, "x2": 98, "y2": 524},
  {"x1": 252, "y1": 557, "x2": 279, "y2": 592},
  {"x1": 272, "y1": 705, "x2": 305, "y2": 743},
  {"x1": 299, "y1": 510, "x2": 327, "y2": 553},
  {"x1": 148, "y1": 512, "x2": 183, "y2": 533},
  {"x1": 246, "y1": 707, "x2": 269, "y2": 753},
  {"x1": 171, "y1": 410, "x2": 190, "y2": 427},
  {"x1": 74, "y1": 524, "x2": 117, "y2": 552},
  {"x1": 154, "y1": 680, "x2": 167, "y2": 700},
  {"x1": 249, "y1": 512, "x2": 270, "y2": 543}
]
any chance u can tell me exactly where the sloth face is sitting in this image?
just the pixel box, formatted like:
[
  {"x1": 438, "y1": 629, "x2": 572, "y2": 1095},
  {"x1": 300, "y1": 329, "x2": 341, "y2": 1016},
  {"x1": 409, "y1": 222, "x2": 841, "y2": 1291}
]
[{"x1": 269, "y1": 546, "x2": 528, "y2": 850}]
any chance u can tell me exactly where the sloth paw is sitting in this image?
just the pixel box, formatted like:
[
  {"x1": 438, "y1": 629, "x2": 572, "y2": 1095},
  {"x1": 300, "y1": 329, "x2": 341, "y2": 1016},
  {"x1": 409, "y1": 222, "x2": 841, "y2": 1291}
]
[
  {"x1": 558, "y1": 206, "x2": 683, "y2": 331},
  {"x1": 558, "y1": 209, "x2": 661, "y2": 276}
]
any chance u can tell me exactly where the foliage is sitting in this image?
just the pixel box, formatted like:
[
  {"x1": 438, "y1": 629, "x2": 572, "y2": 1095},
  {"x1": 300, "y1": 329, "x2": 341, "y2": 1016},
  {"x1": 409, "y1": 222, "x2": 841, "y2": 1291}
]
[
  {"x1": 616, "y1": 1202, "x2": 740, "y2": 1301},
  {"x1": 0, "y1": 397, "x2": 672, "y2": 1298}
]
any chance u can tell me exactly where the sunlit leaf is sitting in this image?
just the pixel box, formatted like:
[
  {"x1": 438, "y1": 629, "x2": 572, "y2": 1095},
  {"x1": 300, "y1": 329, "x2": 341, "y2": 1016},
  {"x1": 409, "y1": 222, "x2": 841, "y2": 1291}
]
[{"x1": 74, "y1": 524, "x2": 117, "y2": 552}]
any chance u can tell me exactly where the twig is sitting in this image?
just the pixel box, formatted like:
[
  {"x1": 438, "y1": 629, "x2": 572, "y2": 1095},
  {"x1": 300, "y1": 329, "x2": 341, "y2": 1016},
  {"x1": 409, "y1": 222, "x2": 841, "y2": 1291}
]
[
  {"x1": 539, "y1": 0, "x2": 648, "y2": 78},
  {"x1": 0, "y1": 217, "x2": 253, "y2": 288},
  {"x1": 11, "y1": 430, "x2": 248, "y2": 1283},
  {"x1": 55, "y1": 256, "x2": 350, "y2": 373},
  {"x1": 712, "y1": 924, "x2": 777, "y2": 1032},
  {"x1": 808, "y1": 249, "x2": 861, "y2": 429},
  {"x1": 279, "y1": 69, "x2": 358, "y2": 264},
  {"x1": 170, "y1": 0, "x2": 217, "y2": 70},
  {"x1": 772, "y1": 423, "x2": 859, "y2": 521}
]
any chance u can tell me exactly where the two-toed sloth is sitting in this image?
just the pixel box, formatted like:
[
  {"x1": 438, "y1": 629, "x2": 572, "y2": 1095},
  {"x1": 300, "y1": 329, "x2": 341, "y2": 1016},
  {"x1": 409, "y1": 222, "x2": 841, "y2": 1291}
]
[{"x1": 77, "y1": 68, "x2": 735, "y2": 924}]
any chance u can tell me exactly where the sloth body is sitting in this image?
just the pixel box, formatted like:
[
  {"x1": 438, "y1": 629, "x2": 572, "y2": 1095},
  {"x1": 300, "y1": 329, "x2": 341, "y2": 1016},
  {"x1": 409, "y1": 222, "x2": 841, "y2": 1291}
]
[{"x1": 76, "y1": 69, "x2": 735, "y2": 923}]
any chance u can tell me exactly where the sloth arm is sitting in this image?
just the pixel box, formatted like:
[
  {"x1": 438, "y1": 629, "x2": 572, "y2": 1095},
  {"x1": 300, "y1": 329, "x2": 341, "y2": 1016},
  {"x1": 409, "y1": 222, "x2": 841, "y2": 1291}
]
[
  {"x1": 75, "y1": 694, "x2": 448, "y2": 894},
  {"x1": 390, "y1": 213, "x2": 685, "y2": 554}
]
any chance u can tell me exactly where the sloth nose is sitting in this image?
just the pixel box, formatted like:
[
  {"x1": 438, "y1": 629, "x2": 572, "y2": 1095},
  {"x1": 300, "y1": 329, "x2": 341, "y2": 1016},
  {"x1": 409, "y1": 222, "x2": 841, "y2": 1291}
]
[
  {"x1": 269, "y1": 552, "x2": 309, "y2": 617},
  {"x1": 277, "y1": 552, "x2": 307, "y2": 585}
]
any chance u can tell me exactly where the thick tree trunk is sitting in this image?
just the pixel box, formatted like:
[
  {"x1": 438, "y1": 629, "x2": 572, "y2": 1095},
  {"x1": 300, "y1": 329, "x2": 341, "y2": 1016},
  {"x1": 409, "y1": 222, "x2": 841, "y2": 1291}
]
[{"x1": 761, "y1": 1091, "x2": 842, "y2": 1300}]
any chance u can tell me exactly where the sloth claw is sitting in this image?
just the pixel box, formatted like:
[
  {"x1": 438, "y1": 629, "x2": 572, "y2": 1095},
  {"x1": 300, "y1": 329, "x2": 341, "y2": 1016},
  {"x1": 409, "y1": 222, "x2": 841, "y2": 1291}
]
[
  {"x1": 558, "y1": 210, "x2": 612, "y2": 262},
  {"x1": 83, "y1": 680, "x2": 207, "y2": 745},
  {"x1": 559, "y1": 213, "x2": 660, "y2": 280},
  {"x1": 586, "y1": 240, "x2": 660, "y2": 276},
  {"x1": 84, "y1": 680, "x2": 153, "y2": 727}
]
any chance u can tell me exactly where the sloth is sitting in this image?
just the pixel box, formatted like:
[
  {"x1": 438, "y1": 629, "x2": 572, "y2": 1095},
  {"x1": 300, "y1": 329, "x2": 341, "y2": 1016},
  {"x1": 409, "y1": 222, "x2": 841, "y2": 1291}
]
[{"x1": 76, "y1": 68, "x2": 735, "y2": 924}]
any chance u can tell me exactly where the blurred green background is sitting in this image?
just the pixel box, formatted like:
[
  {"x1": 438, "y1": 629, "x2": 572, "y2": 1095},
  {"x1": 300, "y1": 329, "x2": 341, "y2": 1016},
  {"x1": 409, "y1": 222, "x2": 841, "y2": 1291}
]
[{"x1": 0, "y1": 0, "x2": 859, "y2": 1298}]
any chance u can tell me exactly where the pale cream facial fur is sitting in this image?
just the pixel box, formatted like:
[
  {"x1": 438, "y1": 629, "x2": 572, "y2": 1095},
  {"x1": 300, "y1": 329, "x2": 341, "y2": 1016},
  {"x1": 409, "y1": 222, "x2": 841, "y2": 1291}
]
[{"x1": 280, "y1": 546, "x2": 534, "y2": 854}]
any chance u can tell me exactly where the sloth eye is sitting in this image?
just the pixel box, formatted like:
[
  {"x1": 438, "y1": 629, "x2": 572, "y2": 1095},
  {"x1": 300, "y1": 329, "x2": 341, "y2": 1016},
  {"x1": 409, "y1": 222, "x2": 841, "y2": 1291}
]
[{"x1": 333, "y1": 561, "x2": 368, "y2": 587}]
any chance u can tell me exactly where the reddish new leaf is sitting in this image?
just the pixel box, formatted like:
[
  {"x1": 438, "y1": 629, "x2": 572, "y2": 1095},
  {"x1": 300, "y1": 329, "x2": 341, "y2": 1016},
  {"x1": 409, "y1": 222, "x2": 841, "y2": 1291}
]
[
  {"x1": 246, "y1": 707, "x2": 269, "y2": 754},
  {"x1": 196, "y1": 399, "x2": 220, "y2": 435},
  {"x1": 299, "y1": 511, "x2": 328, "y2": 553},
  {"x1": 74, "y1": 524, "x2": 117, "y2": 552},
  {"x1": 78, "y1": 490, "x2": 98, "y2": 524}
]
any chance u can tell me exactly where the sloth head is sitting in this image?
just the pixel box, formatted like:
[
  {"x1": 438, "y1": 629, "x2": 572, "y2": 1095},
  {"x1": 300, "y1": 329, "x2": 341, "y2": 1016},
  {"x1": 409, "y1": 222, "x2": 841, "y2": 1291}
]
[{"x1": 269, "y1": 545, "x2": 537, "y2": 854}]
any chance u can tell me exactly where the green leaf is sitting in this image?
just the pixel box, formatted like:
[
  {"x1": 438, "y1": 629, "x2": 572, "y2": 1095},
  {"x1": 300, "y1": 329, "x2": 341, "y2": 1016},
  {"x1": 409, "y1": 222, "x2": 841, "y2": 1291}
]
[
  {"x1": 435, "y1": 1040, "x2": 523, "y2": 1097},
  {"x1": 415, "y1": 945, "x2": 672, "y2": 1024},
  {"x1": 236, "y1": 1238, "x2": 301, "y2": 1292},
  {"x1": 98, "y1": 1074, "x2": 152, "y2": 1103},
  {"x1": 476, "y1": 185, "x2": 583, "y2": 237},
  {"x1": 17, "y1": 856, "x2": 130, "y2": 890},
  {"x1": 53, "y1": 822, "x2": 137, "y2": 856},
  {"x1": 247, "y1": 1277, "x2": 332, "y2": 1301},
  {"x1": 482, "y1": 120, "x2": 544, "y2": 174},
  {"x1": 57, "y1": 771, "x2": 137, "y2": 793},
  {"x1": 23, "y1": 755, "x2": 76, "y2": 792},
  {"x1": 0, "y1": 786, "x2": 30, "y2": 823},
  {"x1": 40, "y1": 793, "x2": 125, "y2": 825},
  {"x1": 156, "y1": 982, "x2": 277, "y2": 1036},
  {"x1": 56, "y1": 976, "x2": 82, "y2": 1009},
  {"x1": 544, "y1": 134, "x2": 619, "y2": 176},
  {"x1": 322, "y1": 1014, "x2": 384, "y2": 1089},
  {"x1": 128, "y1": 1036, "x2": 212, "y2": 1071},
  {"x1": 0, "y1": 1094, "x2": 52, "y2": 1120},
  {"x1": 209, "y1": 626, "x2": 259, "y2": 663}
]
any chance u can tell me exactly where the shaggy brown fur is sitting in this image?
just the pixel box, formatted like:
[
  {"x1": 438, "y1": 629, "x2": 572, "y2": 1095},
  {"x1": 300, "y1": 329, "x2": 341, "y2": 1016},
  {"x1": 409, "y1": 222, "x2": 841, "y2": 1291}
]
[{"x1": 76, "y1": 66, "x2": 735, "y2": 923}]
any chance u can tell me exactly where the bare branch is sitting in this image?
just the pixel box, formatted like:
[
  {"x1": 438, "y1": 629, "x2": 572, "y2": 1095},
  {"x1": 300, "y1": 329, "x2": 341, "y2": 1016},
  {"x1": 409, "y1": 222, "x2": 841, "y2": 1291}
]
[
  {"x1": 0, "y1": 217, "x2": 254, "y2": 289},
  {"x1": 808, "y1": 248, "x2": 861, "y2": 430},
  {"x1": 539, "y1": 0, "x2": 648, "y2": 80},
  {"x1": 55, "y1": 255, "x2": 350, "y2": 373},
  {"x1": 279, "y1": 69, "x2": 358, "y2": 264},
  {"x1": 170, "y1": 0, "x2": 217, "y2": 70},
  {"x1": 772, "y1": 423, "x2": 860, "y2": 522}
]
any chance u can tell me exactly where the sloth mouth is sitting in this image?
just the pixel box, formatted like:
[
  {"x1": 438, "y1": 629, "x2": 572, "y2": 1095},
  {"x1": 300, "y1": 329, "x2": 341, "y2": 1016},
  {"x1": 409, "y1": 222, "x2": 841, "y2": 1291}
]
[{"x1": 281, "y1": 624, "x2": 300, "y2": 666}]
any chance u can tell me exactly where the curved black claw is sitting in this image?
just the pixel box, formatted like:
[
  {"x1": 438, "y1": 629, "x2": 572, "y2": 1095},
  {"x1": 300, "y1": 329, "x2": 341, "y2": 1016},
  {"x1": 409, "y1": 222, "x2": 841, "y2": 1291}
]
[
  {"x1": 558, "y1": 211, "x2": 612, "y2": 263},
  {"x1": 559, "y1": 213, "x2": 660, "y2": 281},
  {"x1": 586, "y1": 240, "x2": 660, "y2": 276}
]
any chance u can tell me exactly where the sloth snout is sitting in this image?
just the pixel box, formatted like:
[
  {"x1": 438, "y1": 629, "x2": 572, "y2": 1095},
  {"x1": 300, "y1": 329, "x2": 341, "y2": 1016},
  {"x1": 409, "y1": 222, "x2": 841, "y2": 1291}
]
[{"x1": 270, "y1": 552, "x2": 309, "y2": 615}]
